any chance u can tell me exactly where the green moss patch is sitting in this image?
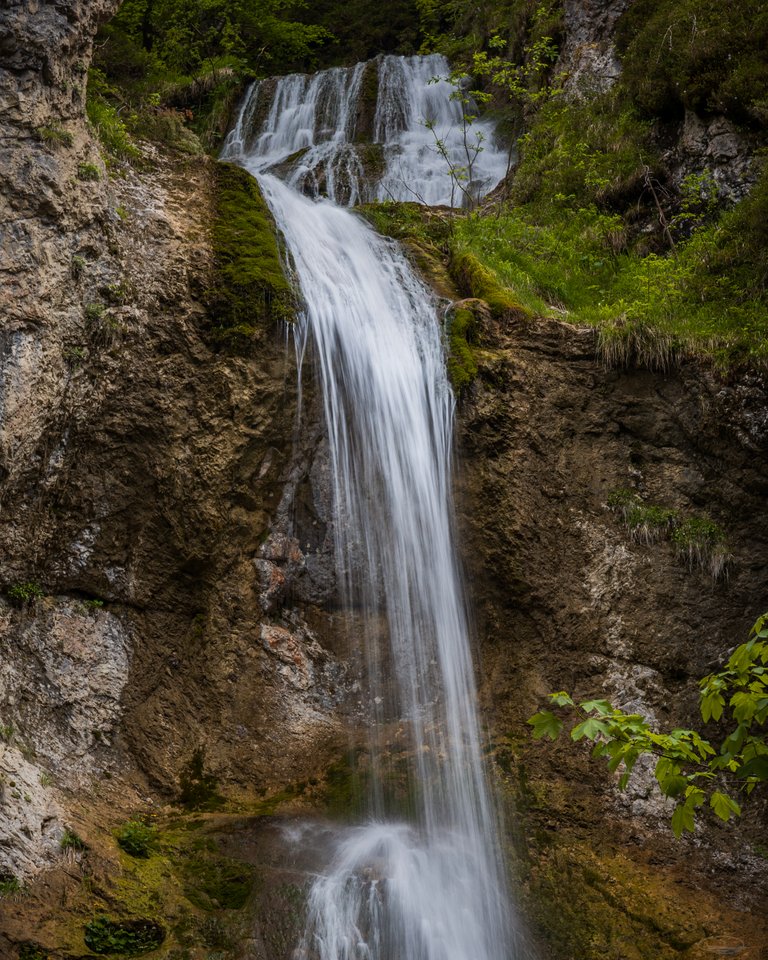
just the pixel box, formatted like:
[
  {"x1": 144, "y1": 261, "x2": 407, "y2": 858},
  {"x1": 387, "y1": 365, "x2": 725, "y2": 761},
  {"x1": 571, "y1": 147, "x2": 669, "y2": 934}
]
[
  {"x1": 179, "y1": 851, "x2": 253, "y2": 911},
  {"x1": 354, "y1": 60, "x2": 380, "y2": 142},
  {"x1": 446, "y1": 306, "x2": 479, "y2": 393},
  {"x1": 208, "y1": 162, "x2": 296, "y2": 343},
  {"x1": 322, "y1": 751, "x2": 369, "y2": 818},
  {"x1": 84, "y1": 916, "x2": 165, "y2": 956}
]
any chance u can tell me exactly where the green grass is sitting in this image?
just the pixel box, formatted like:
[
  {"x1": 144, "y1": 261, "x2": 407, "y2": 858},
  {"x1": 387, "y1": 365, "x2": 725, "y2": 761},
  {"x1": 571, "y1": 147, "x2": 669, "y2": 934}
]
[
  {"x1": 60, "y1": 829, "x2": 87, "y2": 852},
  {"x1": 86, "y1": 92, "x2": 140, "y2": 162},
  {"x1": 607, "y1": 490, "x2": 730, "y2": 579},
  {"x1": 0, "y1": 873, "x2": 20, "y2": 896},
  {"x1": 451, "y1": 179, "x2": 768, "y2": 367}
]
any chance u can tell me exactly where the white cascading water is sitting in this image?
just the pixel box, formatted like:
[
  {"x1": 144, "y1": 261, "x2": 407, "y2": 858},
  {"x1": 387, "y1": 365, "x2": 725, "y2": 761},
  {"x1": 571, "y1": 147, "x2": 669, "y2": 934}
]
[
  {"x1": 222, "y1": 55, "x2": 527, "y2": 960},
  {"x1": 225, "y1": 53, "x2": 510, "y2": 207}
]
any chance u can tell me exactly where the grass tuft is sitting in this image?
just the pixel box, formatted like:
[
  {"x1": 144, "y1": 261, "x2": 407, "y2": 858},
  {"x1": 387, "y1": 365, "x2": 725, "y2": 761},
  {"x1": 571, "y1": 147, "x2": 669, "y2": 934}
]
[{"x1": 607, "y1": 490, "x2": 730, "y2": 579}]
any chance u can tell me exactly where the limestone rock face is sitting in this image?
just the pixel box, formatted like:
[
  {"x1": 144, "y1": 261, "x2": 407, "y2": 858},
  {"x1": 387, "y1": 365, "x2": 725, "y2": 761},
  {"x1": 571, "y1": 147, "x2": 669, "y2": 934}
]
[
  {"x1": 560, "y1": 0, "x2": 632, "y2": 93},
  {"x1": 672, "y1": 110, "x2": 756, "y2": 202},
  {"x1": 0, "y1": 0, "x2": 348, "y2": 891},
  {"x1": 0, "y1": 0, "x2": 120, "y2": 123}
]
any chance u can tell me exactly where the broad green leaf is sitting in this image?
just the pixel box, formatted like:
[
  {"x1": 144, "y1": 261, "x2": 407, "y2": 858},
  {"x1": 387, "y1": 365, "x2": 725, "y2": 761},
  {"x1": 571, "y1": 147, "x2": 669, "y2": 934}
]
[
  {"x1": 571, "y1": 718, "x2": 609, "y2": 742},
  {"x1": 579, "y1": 699, "x2": 613, "y2": 716},
  {"x1": 655, "y1": 756, "x2": 677, "y2": 783},
  {"x1": 671, "y1": 803, "x2": 695, "y2": 838},
  {"x1": 710, "y1": 791, "x2": 741, "y2": 822},
  {"x1": 720, "y1": 726, "x2": 746, "y2": 759},
  {"x1": 549, "y1": 691, "x2": 574, "y2": 707},
  {"x1": 700, "y1": 690, "x2": 725, "y2": 723},
  {"x1": 736, "y1": 755, "x2": 768, "y2": 780},
  {"x1": 730, "y1": 692, "x2": 757, "y2": 723},
  {"x1": 658, "y1": 773, "x2": 688, "y2": 798},
  {"x1": 528, "y1": 711, "x2": 563, "y2": 740}
]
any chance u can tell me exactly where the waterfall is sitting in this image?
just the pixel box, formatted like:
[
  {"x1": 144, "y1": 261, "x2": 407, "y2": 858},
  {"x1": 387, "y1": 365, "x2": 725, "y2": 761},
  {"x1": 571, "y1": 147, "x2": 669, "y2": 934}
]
[
  {"x1": 223, "y1": 54, "x2": 526, "y2": 960},
  {"x1": 225, "y1": 54, "x2": 510, "y2": 207}
]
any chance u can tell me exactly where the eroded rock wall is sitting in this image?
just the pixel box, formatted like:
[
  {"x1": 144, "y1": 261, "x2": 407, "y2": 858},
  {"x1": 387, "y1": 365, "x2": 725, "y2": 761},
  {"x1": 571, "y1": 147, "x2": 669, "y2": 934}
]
[
  {"x1": 456, "y1": 315, "x2": 768, "y2": 956},
  {"x1": 0, "y1": 0, "x2": 348, "y2": 896}
]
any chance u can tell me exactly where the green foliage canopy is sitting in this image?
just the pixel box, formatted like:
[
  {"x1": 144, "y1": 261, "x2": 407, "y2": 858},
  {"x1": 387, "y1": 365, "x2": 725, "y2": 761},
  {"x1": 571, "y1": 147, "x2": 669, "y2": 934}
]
[
  {"x1": 615, "y1": 0, "x2": 768, "y2": 126},
  {"x1": 108, "y1": 0, "x2": 328, "y2": 78}
]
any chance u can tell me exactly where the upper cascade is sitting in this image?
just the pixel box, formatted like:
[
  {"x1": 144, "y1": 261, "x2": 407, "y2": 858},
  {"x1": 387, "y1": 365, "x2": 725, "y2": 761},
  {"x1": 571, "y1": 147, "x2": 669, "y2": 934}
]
[{"x1": 222, "y1": 53, "x2": 509, "y2": 207}]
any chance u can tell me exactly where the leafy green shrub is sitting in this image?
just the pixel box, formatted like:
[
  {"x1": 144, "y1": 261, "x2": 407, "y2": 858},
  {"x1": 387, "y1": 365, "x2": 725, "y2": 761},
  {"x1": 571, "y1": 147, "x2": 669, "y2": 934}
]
[
  {"x1": 530, "y1": 612, "x2": 768, "y2": 836},
  {"x1": 7, "y1": 582, "x2": 44, "y2": 609},
  {"x1": 84, "y1": 916, "x2": 165, "y2": 956},
  {"x1": 116, "y1": 820, "x2": 157, "y2": 858},
  {"x1": 60, "y1": 828, "x2": 87, "y2": 852},
  {"x1": 615, "y1": 0, "x2": 768, "y2": 126},
  {"x1": 82, "y1": 598, "x2": 105, "y2": 611},
  {"x1": 77, "y1": 162, "x2": 101, "y2": 182}
]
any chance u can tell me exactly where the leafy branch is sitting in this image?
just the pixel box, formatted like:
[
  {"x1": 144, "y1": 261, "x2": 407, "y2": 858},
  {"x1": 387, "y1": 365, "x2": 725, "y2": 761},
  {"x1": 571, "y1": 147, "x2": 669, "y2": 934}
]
[
  {"x1": 472, "y1": 31, "x2": 563, "y2": 114},
  {"x1": 528, "y1": 613, "x2": 768, "y2": 837},
  {"x1": 423, "y1": 75, "x2": 489, "y2": 210}
]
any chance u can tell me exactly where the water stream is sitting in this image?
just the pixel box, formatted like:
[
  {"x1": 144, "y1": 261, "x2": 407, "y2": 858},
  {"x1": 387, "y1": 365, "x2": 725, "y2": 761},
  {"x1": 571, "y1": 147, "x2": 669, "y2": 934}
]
[{"x1": 222, "y1": 55, "x2": 525, "y2": 960}]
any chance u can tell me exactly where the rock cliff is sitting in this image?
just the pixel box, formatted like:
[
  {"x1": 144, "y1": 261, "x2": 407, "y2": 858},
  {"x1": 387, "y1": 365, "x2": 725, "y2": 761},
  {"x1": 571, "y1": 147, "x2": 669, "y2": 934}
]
[{"x1": 0, "y1": 0, "x2": 348, "y2": 911}]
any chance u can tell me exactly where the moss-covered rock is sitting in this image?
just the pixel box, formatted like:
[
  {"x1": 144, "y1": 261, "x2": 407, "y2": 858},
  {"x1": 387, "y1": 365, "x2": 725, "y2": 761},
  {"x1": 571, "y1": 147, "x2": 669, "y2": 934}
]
[
  {"x1": 446, "y1": 305, "x2": 479, "y2": 393},
  {"x1": 83, "y1": 915, "x2": 165, "y2": 956},
  {"x1": 450, "y1": 249, "x2": 532, "y2": 323},
  {"x1": 208, "y1": 161, "x2": 295, "y2": 343}
]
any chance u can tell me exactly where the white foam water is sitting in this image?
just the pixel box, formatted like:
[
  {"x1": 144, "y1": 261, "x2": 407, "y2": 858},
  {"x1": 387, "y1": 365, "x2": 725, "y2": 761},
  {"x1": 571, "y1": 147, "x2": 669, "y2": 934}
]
[{"x1": 222, "y1": 54, "x2": 527, "y2": 960}]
